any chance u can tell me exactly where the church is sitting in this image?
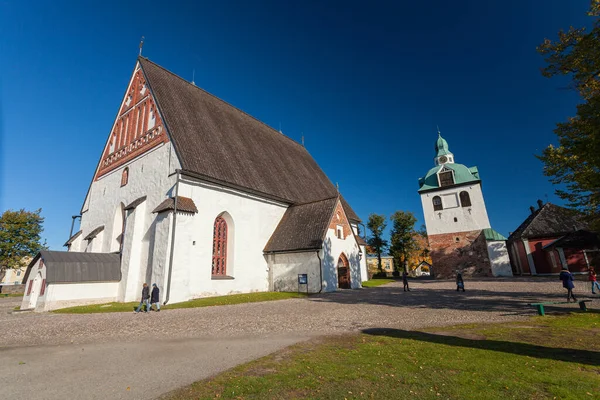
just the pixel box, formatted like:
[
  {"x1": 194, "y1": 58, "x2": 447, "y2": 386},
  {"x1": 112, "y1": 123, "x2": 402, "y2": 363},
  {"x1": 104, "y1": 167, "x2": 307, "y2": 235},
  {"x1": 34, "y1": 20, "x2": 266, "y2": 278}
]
[
  {"x1": 418, "y1": 134, "x2": 512, "y2": 278},
  {"x1": 21, "y1": 57, "x2": 367, "y2": 312}
]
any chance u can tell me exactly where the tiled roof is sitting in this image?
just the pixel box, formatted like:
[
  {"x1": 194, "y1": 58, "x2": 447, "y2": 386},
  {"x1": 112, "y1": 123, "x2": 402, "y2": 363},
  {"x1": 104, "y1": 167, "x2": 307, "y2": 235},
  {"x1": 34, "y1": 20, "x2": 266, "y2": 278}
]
[
  {"x1": 508, "y1": 203, "x2": 587, "y2": 240},
  {"x1": 84, "y1": 225, "x2": 104, "y2": 241},
  {"x1": 23, "y1": 251, "x2": 121, "y2": 284},
  {"x1": 340, "y1": 195, "x2": 361, "y2": 222},
  {"x1": 542, "y1": 230, "x2": 600, "y2": 249},
  {"x1": 152, "y1": 196, "x2": 198, "y2": 214},
  {"x1": 139, "y1": 57, "x2": 338, "y2": 205},
  {"x1": 482, "y1": 228, "x2": 507, "y2": 241},
  {"x1": 63, "y1": 230, "x2": 82, "y2": 246},
  {"x1": 124, "y1": 196, "x2": 147, "y2": 210},
  {"x1": 356, "y1": 236, "x2": 368, "y2": 246},
  {"x1": 264, "y1": 197, "x2": 337, "y2": 253}
]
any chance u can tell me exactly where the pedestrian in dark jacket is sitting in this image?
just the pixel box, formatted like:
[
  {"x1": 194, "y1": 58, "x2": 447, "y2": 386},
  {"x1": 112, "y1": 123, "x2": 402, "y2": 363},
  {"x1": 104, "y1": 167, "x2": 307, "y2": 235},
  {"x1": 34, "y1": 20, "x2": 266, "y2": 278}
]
[
  {"x1": 559, "y1": 267, "x2": 577, "y2": 302},
  {"x1": 456, "y1": 272, "x2": 465, "y2": 292},
  {"x1": 402, "y1": 271, "x2": 410, "y2": 292},
  {"x1": 150, "y1": 283, "x2": 160, "y2": 312},
  {"x1": 135, "y1": 283, "x2": 151, "y2": 313}
]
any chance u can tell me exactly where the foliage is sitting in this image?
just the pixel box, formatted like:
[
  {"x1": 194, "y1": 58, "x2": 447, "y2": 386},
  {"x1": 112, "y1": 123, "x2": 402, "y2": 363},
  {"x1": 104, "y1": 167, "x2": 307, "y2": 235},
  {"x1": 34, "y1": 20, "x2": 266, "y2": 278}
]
[
  {"x1": 366, "y1": 214, "x2": 388, "y2": 272},
  {"x1": 0, "y1": 209, "x2": 46, "y2": 281},
  {"x1": 164, "y1": 313, "x2": 600, "y2": 400},
  {"x1": 52, "y1": 291, "x2": 308, "y2": 314},
  {"x1": 537, "y1": 1, "x2": 600, "y2": 230},
  {"x1": 389, "y1": 211, "x2": 418, "y2": 272}
]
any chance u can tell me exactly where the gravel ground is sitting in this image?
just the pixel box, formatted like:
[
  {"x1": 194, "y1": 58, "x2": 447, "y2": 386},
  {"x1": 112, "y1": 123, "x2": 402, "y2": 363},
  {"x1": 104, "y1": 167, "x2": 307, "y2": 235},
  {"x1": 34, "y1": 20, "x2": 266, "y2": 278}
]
[{"x1": 2, "y1": 277, "x2": 597, "y2": 348}]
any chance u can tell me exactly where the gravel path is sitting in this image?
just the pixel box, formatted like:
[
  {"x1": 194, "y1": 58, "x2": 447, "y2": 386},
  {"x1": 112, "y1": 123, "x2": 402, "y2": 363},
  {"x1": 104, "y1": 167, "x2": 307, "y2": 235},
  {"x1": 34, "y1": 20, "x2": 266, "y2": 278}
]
[{"x1": 3, "y1": 278, "x2": 597, "y2": 348}]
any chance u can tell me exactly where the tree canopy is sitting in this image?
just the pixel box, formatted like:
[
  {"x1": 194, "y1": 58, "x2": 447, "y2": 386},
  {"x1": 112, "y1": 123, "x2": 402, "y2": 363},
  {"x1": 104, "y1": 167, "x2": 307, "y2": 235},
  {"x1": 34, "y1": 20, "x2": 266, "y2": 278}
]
[
  {"x1": 0, "y1": 209, "x2": 46, "y2": 281},
  {"x1": 537, "y1": 1, "x2": 600, "y2": 230},
  {"x1": 366, "y1": 213, "x2": 388, "y2": 273},
  {"x1": 389, "y1": 211, "x2": 418, "y2": 272}
]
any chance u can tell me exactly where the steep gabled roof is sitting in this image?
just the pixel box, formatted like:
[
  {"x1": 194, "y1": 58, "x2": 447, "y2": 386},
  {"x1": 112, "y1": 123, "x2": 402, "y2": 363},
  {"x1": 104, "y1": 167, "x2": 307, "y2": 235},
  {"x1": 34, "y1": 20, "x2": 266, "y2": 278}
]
[
  {"x1": 23, "y1": 251, "x2": 121, "y2": 284},
  {"x1": 152, "y1": 196, "x2": 198, "y2": 214},
  {"x1": 264, "y1": 197, "x2": 338, "y2": 253},
  {"x1": 508, "y1": 203, "x2": 587, "y2": 240},
  {"x1": 63, "y1": 230, "x2": 82, "y2": 247},
  {"x1": 340, "y1": 195, "x2": 361, "y2": 223},
  {"x1": 139, "y1": 57, "x2": 338, "y2": 204}
]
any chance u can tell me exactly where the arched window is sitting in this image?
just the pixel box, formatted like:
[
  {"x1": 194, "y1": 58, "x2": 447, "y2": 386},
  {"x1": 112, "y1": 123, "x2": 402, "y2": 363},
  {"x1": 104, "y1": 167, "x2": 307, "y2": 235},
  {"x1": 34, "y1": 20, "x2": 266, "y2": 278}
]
[
  {"x1": 212, "y1": 216, "x2": 228, "y2": 276},
  {"x1": 432, "y1": 196, "x2": 443, "y2": 211},
  {"x1": 121, "y1": 167, "x2": 129, "y2": 187},
  {"x1": 459, "y1": 191, "x2": 471, "y2": 207}
]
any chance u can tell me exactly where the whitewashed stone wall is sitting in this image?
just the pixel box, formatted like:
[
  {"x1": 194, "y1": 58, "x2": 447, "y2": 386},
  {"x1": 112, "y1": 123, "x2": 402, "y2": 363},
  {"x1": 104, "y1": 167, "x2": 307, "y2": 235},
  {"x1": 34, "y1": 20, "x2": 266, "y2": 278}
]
[
  {"x1": 487, "y1": 241, "x2": 513, "y2": 277},
  {"x1": 420, "y1": 183, "x2": 491, "y2": 235},
  {"x1": 269, "y1": 252, "x2": 322, "y2": 293},
  {"x1": 322, "y1": 227, "x2": 362, "y2": 291}
]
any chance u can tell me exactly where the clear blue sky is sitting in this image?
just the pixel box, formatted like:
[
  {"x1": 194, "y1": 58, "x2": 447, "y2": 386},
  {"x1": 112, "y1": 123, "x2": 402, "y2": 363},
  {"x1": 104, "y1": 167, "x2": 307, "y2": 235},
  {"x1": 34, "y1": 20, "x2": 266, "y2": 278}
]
[{"x1": 0, "y1": 0, "x2": 592, "y2": 250}]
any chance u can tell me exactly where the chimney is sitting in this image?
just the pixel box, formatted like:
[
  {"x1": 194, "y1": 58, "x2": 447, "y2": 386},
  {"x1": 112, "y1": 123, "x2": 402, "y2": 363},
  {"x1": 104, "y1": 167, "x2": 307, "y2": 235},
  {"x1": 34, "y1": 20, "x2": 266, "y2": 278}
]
[
  {"x1": 529, "y1": 206, "x2": 536, "y2": 214},
  {"x1": 537, "y1": 199, "x2": 544, "y2": 209}
]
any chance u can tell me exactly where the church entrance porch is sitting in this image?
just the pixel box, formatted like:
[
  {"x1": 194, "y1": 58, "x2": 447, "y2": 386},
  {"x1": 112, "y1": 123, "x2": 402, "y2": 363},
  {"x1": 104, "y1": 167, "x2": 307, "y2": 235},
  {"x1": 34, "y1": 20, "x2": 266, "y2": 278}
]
[{"x1": 337, "y1": 253, "x2": 351, "y2": 289}]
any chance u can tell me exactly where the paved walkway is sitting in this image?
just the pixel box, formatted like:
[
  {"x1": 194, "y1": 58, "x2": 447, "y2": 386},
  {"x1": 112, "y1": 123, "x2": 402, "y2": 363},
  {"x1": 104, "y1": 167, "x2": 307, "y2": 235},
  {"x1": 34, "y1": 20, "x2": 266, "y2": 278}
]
[{"x1": 1, "y1": 278, "x2": 597, "y2": 399}]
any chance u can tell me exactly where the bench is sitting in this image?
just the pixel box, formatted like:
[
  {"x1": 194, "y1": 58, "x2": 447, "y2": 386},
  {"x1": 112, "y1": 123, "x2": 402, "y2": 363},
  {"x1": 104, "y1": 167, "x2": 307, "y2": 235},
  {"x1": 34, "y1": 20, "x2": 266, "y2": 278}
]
[{"x1": 528, "y1": 300, "x2": 591, "y2": 316}]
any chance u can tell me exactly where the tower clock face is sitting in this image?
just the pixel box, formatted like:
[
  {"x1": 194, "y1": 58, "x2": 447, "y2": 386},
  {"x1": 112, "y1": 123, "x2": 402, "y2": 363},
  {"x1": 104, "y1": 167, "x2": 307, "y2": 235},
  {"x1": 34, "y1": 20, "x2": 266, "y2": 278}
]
[{"x1": 439, "y1": 156, "x2": 448, "y2": 163}]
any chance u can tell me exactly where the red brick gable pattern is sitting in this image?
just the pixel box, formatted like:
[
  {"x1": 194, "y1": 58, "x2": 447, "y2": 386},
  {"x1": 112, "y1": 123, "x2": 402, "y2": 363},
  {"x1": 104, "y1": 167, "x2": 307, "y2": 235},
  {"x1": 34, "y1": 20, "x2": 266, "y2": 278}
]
[
  {"x1": 94, "y1": 67, "x2": 169, "y2": 180},
  {"x1": 428, "y1": 230, "x2": 492, "y2": 278},
  {"x1": 329, "y1": 201, "x2": 352, "y2": 240}
]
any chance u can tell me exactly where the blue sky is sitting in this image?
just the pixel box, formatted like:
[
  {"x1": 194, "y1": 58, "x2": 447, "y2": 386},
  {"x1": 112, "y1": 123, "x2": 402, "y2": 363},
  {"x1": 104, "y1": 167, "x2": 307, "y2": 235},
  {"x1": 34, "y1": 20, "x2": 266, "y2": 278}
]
[{"x1": 0, "y1": 0, "x2": 592, "y2": 249}]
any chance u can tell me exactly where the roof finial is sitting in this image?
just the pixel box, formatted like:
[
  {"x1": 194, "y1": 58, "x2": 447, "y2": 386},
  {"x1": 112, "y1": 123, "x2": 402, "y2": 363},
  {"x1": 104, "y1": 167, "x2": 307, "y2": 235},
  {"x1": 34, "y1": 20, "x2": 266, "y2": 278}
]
[
  {"x1": 301, "y1": 133, "x2": 305, "y2": 146},
  {"x1": 139, "y1": 36, "x2": 145, "y2": 56},
  {"x1": 336, "y1": 182, "x2": 339, "y2": 192},
  {"x1": 192, "y1": 69, "x2": 195, "y2": 86},
  {"x1": 437, "y1": 125, "x2": 441, "y2": 137}
]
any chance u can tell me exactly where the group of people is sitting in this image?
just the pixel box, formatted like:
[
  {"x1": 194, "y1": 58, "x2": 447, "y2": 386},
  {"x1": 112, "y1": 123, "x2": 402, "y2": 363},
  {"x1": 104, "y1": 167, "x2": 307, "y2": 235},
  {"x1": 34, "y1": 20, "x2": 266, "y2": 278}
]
[
  {"x1": 558, "y1": 266, "x2": 598, "y2": 302},
  {"x1": 134, "y1": 283, "x2": 161, "y2": 313}
]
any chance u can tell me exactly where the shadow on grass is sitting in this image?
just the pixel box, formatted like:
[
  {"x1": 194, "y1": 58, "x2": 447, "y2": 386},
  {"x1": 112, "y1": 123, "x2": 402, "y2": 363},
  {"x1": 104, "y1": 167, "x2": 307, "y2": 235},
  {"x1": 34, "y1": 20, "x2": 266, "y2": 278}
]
[{"x1": 362, "y1": 327, "x2": 600, "y2": 366}]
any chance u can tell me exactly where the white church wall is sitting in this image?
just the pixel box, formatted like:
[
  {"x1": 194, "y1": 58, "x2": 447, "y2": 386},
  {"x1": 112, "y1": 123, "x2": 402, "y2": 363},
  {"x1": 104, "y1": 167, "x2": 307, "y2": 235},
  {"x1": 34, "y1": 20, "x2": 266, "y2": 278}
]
[
  {"x1": 163, "y1": 179, "x2": 288, "y2": 303},
  {"x1": 119, "y1": 201, "x2": 148, "y2": 301},
  {"x1": 21, "y1": 259, "x2": 46, "y2": 311},
  {"x1": 359, "y1": 244, "x2": 368, "y2": 282},
  {"x1": 42, "y1": 282, "x2": 119, "y2": 311},
  {"x1": 69, "y1": 234, "x2": 83, "y2": 252},
  {"x1": 270, "y1": 252, "x2": 322, "y2": 293},
  {"x1": 486, "y1": 241, "x2": 513, "y2": 277},
  {"x1": 420, "y1": 183, "x2": 491, "y2": 236},
  {"x1": 322, "y1": 228, "x2": 363, "y2": 291}
]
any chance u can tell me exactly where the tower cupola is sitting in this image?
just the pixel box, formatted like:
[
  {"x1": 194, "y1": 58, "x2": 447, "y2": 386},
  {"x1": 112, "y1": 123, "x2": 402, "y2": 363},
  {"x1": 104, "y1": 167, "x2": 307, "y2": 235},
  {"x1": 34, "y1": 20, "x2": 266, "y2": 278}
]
[{"x1": 434, "y1": 132, "x2": 454, "y2": 166}]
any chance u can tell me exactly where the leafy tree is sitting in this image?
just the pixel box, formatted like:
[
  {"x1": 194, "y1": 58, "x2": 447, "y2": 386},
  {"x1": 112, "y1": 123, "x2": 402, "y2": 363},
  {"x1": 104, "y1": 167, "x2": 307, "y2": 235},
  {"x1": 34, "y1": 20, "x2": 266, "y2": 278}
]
[
  {"x1": 0, "y1": 209, "x2": 46, "y2": 285},
  {"x1": 389, "y1": 211, "x2": 418, "y2": 273},
  {"x1": 537, "y1": 1, "x2": 600, "y2": 230},
  {"x1": 366, "y1": 214, "x2": 388, "y2": 273}
]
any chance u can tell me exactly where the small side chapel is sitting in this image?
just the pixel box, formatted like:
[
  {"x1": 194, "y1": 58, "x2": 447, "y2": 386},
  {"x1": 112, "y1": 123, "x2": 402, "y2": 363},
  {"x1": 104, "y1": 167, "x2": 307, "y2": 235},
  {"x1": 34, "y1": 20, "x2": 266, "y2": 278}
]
[
  {"x1": 21, "y1": 57, "x2": 368, "y2": 311},
  {"x1": 418, "y1": 133, "x2": 513, "y2": 278}
]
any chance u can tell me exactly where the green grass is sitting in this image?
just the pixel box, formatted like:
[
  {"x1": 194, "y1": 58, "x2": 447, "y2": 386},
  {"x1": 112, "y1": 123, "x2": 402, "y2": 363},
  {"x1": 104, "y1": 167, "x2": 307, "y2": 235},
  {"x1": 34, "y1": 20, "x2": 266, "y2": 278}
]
[
  {"x1": 53, "y1": 292, "x2": 308, "y2": 314},
  {"x1": 1, "y1": 293, "x2": 24, "y2": 298},
  {"x1": 163, "y1": 313, "x2": 600, "y2": 400},
  {"x1": 362, "y1": 279, "x2": 395, "y2": 287}
]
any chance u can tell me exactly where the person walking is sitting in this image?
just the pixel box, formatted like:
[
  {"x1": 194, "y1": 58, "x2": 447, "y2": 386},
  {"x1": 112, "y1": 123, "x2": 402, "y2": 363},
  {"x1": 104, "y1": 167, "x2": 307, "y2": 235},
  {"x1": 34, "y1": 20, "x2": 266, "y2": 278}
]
[
  {"x1": 589, "y1": 268, "x2": 599, "y2": 295},
  {"x1": 150, "y1": 283, "x2": 161, "y2": 311},
  {"x1": 559, "y1": 267, "x2": 577, "y2": 302},
  {"x1": 456, "y1": 272, "x2": 465, "y2": 292},
  {"x1": 402, "y1": 270, "x2": 410, "y2": 292},
  {"x1": 135, "y1": 283, "x2": 151, "y2": 313}
]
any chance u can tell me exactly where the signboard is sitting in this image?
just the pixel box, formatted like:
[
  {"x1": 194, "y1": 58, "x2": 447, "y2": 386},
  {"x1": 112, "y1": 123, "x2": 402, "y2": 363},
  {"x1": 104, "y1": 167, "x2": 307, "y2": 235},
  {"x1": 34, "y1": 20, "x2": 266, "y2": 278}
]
[{"x1": 298, "y1": 274, "x2": 308, "y2": 285}]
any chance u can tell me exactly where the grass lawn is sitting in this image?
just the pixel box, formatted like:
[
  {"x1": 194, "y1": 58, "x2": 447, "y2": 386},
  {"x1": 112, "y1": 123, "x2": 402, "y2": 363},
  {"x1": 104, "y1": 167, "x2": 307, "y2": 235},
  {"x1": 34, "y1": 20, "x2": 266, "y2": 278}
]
[
  {"x1": 163, "y1": 313, "x2": 600, "y2": 400},
  {"x1": 362, "y1": 279, "x2": 396, "y2": 288},
  {"x1": 1, "y1": 293, "x2": 24, "y2": 298},
  {"x1": 53, "y1": 292, "x2": 307, "y2": 314}
]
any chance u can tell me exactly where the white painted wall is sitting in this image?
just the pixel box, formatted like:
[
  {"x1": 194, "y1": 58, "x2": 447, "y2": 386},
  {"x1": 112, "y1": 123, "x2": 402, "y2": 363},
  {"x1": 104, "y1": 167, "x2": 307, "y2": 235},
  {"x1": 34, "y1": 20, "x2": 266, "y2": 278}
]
[
  {"x1": 69, "y1": 234, "x2": 84, "y2": 252},
  {"x1": 359, "y1": 245, "x2": 368, "y2": 282},
  {"x1": 159, "y1": 178, "x2": 288, "y2": 303},
  {"x1": 270, "y1": 252, "x2": 322, "y2": 293},
  {"x1": 40, "y1": 282, "x2": 119, "y2": 311},
  {"x1": 119, "y1": 201, "x2": 148, "y2": 301},
  {"x1": 486, "y1": 241, "x2": 513, "y2": 277},
  {"x1": 1, "y1": 266, "x2": 26, "y2": 285},
  {"x1": 420, "y1": 183, "x2": 491, "y2": 235},
  {"x1": 322, "y1": 227, "x2": 362, "y2": 291}
]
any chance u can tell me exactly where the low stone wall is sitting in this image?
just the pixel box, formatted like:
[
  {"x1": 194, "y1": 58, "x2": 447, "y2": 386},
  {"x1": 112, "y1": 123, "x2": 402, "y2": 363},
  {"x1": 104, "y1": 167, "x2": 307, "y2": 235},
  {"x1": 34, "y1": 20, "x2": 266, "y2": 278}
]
[{"x1": 0, "y1": 284, "x2": 25, "y2": 294}]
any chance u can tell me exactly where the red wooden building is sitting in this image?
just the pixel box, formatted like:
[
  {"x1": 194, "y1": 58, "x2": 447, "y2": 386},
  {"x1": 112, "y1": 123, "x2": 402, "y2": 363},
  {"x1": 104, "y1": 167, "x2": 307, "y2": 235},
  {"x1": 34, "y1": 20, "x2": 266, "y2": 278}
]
[{"x1": 507, "y1": 201, "x2": 599, "y2": 275}]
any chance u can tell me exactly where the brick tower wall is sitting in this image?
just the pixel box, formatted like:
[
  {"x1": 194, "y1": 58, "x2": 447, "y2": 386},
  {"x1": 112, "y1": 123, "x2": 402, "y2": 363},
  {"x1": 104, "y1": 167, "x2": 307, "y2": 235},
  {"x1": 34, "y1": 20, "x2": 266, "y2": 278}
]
[{"x1": 428, "y1": 230, "x2": 492, "y2": 278}]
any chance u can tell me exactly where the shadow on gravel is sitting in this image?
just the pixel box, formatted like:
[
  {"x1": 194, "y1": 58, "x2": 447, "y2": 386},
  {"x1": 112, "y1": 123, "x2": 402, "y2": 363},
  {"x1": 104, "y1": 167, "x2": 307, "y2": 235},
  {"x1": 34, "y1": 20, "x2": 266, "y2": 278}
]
[
  {"x1": 308, "y1": 282, "x2": 598, "y2": 316},
  {"x1": 362, "y1": 327, "x2": 600, "y2": 366}
]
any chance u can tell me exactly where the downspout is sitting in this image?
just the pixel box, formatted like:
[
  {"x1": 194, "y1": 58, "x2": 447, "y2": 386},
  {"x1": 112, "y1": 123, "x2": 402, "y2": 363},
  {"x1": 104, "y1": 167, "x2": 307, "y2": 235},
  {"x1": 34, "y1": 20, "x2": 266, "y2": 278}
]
[
  {"x1": 316, "y1": 250, "x2": 323, "y2": 293},
  {"x1": 163, "y1": 170, "x2": 180, "y2": 305}
]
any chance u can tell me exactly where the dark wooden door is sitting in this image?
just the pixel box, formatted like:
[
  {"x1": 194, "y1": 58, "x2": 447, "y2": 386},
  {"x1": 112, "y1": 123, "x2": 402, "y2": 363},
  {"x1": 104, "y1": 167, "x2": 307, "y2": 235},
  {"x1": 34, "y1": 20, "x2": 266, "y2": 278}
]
[{"x1": 337, "y1": 255, "x2": 351, "y2": 289}]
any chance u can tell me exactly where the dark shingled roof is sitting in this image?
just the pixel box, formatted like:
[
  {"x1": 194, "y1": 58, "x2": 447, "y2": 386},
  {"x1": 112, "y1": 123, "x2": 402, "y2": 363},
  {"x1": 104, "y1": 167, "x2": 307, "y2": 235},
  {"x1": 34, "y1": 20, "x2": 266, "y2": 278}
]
[
  {"x1": 508, "y1": 203, "x2": 587, "y2": 240},
  {"x1": 125, "y1": 196, "x2": 147, "y2": 210},
  {"x1": 23, "y1": 251, "x2": 121, "y2": 284},
  {"x1": 340, "y1": 195, "x2": 361, "y2": 222},
  {"x1": 264, "y1": 197, "x2": 337, "y2": 253},
  {"x1": 152, "y1": 196, "x2": 198, "y2": 214},
  {"x1": 84, "y1": 225, "x2": 105, "y2": 241},
  {"x1": 139, "y1": 57, "x2": 338, "y2": 205},
  {"x1": 543, "y1": 230, "x2": 600, "y2": 250},
  {"x1": 356, "y1": 236, "x2": 368, "y2": 246},
  {"x1": 64, "y1": 230, "x2": 82, "y2": 247}
]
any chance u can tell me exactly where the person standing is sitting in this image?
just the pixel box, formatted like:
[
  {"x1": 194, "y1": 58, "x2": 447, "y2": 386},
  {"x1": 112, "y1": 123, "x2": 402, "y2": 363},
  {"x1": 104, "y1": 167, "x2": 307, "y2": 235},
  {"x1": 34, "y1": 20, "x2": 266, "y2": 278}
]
[
  {"x1": 402, "y1": 270, "x2": 410, "y2": 292},
  {"x1": 589, "y1": 268, "x2": 599, "y2": 295},
  {"x1": 456, "y1": 272, "x2": 465, "y2": 292},
  {"x1": 150, "y1": 283, "x2": 161, "y2": 311},
  {"x1": 559, "y1": 267, "x2": 577, "y2": 302},
  {"x1": 135, "y1": 283, "x2": 151, "y2": 313}
]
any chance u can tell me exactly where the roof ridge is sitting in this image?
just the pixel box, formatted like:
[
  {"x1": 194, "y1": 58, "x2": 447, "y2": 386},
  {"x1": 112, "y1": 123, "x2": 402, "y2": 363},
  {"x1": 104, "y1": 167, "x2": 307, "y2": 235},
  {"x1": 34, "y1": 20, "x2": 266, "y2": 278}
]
[
  {"x1": 138, "y1": 56, "x2": 308, "y2": 151},
  {"x1": 292, "y1": 195, "x2": 339, "y2": 207}
]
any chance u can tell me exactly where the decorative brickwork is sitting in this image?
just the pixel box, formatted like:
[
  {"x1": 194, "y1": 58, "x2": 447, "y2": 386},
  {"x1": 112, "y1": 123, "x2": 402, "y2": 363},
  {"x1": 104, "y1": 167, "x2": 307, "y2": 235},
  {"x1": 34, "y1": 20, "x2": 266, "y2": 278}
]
[
  {"x1": 428, "y1": 230, "x2": 492, "y2": 278},
  {"x1": 329, "y1": 201, "x2": 352, "y2": 240},
  {"x1": 95, "y1": 67, "x2": 168, "y2": 180}
]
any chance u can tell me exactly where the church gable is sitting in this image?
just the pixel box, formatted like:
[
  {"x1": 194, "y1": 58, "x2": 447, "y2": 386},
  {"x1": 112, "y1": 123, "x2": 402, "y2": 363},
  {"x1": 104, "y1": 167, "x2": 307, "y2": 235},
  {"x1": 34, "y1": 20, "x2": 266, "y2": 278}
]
[
  {"x1": 328, "y1": 200, "x2": 353, "y2": 240},
  {"x1": 94, "y1": 64, "x2": 169, "y2": 180}
]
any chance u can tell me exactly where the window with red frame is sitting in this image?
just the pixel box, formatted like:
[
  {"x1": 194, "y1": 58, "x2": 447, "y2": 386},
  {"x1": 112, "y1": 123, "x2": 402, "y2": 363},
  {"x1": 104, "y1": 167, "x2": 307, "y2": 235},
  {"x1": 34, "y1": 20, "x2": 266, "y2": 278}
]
[
  {"x1": 121, "y1": 167, "x2": 129, "y2": 187},
  {"x1": 211, "y1": 216, "x2": 228, "y2": 276}
]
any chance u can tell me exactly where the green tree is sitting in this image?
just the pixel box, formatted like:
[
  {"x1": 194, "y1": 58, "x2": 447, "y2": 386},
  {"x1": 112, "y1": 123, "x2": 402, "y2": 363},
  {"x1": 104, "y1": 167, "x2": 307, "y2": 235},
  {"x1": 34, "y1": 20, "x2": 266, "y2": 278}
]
[
  {"x1": 389, "y1": 211, "x2": 418, "y2": 273},
  {"x1": 0, "y1": 209, "x2": 46, "y2": 284},
  {"x1": 537, "y1": 1, "x2": 600, "y2": 230},
  {"x1": 367, "y1": 213, "x2": 388, "y2": 273}
]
